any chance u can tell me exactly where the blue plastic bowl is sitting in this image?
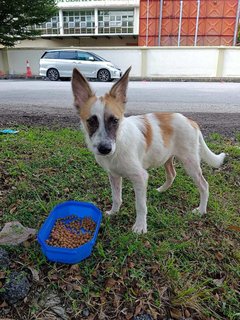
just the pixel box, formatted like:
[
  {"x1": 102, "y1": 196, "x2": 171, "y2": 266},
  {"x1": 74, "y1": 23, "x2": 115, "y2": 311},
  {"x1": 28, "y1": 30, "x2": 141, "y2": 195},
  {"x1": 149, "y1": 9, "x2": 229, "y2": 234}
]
[{"x1": 38, "y1": 200, "x2": 102, "y2": 264}]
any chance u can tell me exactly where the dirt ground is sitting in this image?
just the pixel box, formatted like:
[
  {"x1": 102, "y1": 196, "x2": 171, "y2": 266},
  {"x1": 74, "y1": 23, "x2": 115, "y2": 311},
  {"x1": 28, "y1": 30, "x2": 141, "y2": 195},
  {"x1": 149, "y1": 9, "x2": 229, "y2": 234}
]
[{"x1": 0, "y1": 109, "x2": 240, "y2": 138}]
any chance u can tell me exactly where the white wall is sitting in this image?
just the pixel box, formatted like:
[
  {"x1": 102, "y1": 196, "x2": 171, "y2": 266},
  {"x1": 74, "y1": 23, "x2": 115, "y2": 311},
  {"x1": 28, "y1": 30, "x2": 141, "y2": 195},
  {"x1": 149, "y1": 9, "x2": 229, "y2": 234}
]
[
  {"x1": 7, "y1": 49, "x2": 45, "y2": 75},
  {"x1": 1, "y1": 47, "x2": 240, "y2": 78},
  {"x1": 146, "y1": 48, "x2": 219, "y2": 77},
  {"x1": 222, "y1": 49, "x2": 240, "y2": 77}
]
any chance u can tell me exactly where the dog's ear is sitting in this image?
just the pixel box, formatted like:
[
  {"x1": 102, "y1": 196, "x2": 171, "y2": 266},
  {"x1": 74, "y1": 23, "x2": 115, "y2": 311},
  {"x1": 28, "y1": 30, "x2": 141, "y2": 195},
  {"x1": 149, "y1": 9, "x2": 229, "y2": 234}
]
[
  {"x1": 71, "y1": 68, "x2": 94, "y2": 109},
  {"x1": 109, "y1": 66, "x2": 131, "y2": 104}
]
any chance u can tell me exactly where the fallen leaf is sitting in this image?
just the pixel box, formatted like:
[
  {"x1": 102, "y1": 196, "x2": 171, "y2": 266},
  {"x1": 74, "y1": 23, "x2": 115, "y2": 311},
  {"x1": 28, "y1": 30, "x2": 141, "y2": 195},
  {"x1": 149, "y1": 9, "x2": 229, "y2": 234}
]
[
  {"x1": 48, "y1": 273, "x2": 59, "y2": 281},
  {"x1": 151, "y1": 262, "x2": 160, "y2": 274},
  {"x1": 128, "y1": 261, "x2": 135, "y2": 268},
  {"x1": 0, "y1": 271, "x2": 6, "y2": 279},
  {"x1": 69, "y1": 264, "x2": 80, "y2": 275},
  {"x1": 144, "y1": 240, "x2": 151, "y2": 248},
  {"x1": 46, "y1": 294, "x2": 61, "y2": 307},
  {"x1": 28, "y1": 266, "x2": 40, "y2": 282},
  {"x1": 23, "y1": 240, "x2": 31, "y2": 248},
  {"x1": 213, "y1": 275, "x2": 225, "y2": 287},
  {"x1": 215, "y1": 293, "x2": 220, "y2": 300},
  {"x1": 113, "y1": 293, "x2": 121, "y2": 308},
  {"x1": 9, "y1": 206, "x2": 17, "y2": 214},
  {"x1": 72, "y1": 284, "x2": 82, "y2": 292},
  {"x1": 184, "y1": 309, "x2": 191, "y2": 317},
  {"x1": 215, "y1": 252, "x2": 224, "y2": 261},
  {"x1": 0, "y1": 221, "x2": 36, "y2": 245},
  {"x1": 0, "y1": 301, "x2": 8, "y2": 308},
  {"x1": 134, "y1": 300, "x2": 143, "y2": 316},
  {"x1": 105, "y1": 278, "x2": 116, "y2": 289},
  {"x1": 170, "y1": 309, "x2": 183, "y2": 319},
  {"x1": 51, "y1": 305, "x2": 68, "y2": 320},
  {"x1": 227, "y1": 225, "x2": 240, "y2": 232}
]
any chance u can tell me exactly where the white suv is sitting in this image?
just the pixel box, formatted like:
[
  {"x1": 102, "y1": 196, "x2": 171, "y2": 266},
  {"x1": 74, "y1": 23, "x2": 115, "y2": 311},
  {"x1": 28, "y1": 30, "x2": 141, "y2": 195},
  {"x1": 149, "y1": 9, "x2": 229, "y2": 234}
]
[{"x1": 39, "y1": 49, "x2": 122, "y2": 82}]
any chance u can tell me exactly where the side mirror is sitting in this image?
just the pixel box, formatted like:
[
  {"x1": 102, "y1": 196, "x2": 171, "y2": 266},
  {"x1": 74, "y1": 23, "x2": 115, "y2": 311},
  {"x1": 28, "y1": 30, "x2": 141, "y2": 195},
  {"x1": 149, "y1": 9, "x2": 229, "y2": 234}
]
[{"x1": 88, "y1": 56, "x2": 95, "y2": 61}]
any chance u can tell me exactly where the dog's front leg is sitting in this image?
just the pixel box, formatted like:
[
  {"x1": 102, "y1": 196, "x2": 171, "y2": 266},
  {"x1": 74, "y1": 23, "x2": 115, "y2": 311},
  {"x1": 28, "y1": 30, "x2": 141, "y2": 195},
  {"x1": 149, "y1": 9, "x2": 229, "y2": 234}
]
[
  {"x1": 130, "y1": 169, "x2": 148, "y2": 234},
  {"x1": 106, "y1": 174, "x2": 122, "y2": 215}
]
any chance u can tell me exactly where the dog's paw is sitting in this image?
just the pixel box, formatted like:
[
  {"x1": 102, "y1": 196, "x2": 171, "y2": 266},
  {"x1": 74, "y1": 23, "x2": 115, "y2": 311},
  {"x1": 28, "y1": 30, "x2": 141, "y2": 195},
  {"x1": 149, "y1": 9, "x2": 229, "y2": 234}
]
[
  {"x1": 132, "y1": 222, "x2": 147, "y2": 234},
  {"x1": 105, "y1": 210, "x2": 115, "y2": 216},
  {"x1": 192, "y1": 207, "x2": 206, "y2": 215}
]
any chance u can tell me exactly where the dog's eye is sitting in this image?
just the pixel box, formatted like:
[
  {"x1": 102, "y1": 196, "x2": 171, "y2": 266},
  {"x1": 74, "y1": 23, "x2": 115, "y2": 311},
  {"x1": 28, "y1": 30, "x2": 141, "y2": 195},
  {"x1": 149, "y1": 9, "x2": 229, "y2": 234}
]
[
  {"x1": 109, "y1": 116, "x2": 119, "y2": 125},
  {"x1": 87, "y1": 116, "x2": 98, "y2": 126}
]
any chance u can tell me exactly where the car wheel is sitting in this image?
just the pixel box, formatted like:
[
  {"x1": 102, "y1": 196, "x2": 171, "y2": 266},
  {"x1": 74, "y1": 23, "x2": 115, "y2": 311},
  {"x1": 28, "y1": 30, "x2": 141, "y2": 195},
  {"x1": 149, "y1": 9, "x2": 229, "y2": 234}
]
[
  {"x1": 97, "y1": 69, "x2": 111, "y2": 82},
  {"x1": 47, "y1": 68, "x2": 60, "y2": 81}
]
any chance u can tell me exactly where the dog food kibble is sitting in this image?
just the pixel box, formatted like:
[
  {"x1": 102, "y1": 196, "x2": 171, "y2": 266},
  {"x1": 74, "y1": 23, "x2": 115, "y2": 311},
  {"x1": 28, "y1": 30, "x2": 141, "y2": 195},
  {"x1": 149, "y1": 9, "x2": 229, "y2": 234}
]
[{"x1": 46, "y1": 215, "x2": 96, "y2": 249}]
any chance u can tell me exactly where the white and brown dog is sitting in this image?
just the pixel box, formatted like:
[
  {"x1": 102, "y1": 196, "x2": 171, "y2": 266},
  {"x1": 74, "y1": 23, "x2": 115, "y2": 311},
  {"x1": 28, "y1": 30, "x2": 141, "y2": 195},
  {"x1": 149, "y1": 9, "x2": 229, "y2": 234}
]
[{"x1": 71, "y1": 67, "x2": 225, "y2": 234}]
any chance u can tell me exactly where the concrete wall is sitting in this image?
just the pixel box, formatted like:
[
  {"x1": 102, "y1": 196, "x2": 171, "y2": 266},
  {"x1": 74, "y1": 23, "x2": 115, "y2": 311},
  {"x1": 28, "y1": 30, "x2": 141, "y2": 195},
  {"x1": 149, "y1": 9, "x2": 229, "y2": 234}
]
[
  {"x1": 0, "y1": 50, "x2": 4, "y2": 74},
  {"x1": 14, "y1": 36, "x2": 138, "y2": 48},
  {"x1": 1, "y1": 46, "x2": 240, "y2": 78}
]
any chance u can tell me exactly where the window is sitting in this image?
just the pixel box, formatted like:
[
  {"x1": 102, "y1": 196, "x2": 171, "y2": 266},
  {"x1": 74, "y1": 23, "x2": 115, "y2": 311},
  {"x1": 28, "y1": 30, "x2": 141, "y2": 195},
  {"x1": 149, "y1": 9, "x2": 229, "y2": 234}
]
[
  {"x1": 77, "y1": 51, "x2": 93, "y2": 61},
  {"x1": 63, "y1": 10, "x2": 95, "y2": 34},
  {"x1": 42, "y1": 51, "x2": 59, "y2": 59},
  {"x1": 34, "y1": 15, "x2": 60, "y2": 35},
  {"x1": 98, "y1": 10, "x2": 134, "y2": 34},
  {"x1": 59, "y1": 51, "x2": 76, "y2": 60}
]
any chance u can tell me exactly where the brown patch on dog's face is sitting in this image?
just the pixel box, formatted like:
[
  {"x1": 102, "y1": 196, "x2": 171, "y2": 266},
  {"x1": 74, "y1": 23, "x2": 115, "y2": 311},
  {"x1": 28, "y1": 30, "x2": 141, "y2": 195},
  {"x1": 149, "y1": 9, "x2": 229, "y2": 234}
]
[
  {"x1": 78, "y1": 96, "x2": 97, "y2": 121},
  {"x1": 188, "y1": 118, "x2": 199, "y2": 130},
  {"x1": 86, "y1": 114, "x2": 99, "y2": 137},
  {"x1": 102, "y1": 94, "x2": 125, "y2": 119},
  {"x1": 100, "y1": 95, "x2": 123, "y2": 141},
  {"x1": 104, "y1": 110, "x2": 120, "y2": 140},
  {"x1": 155, "y1": 113, "x2": 173, "y2": 147},
  {"x1": 140, "y1": 115, "x2": 153, "y2": 150}
]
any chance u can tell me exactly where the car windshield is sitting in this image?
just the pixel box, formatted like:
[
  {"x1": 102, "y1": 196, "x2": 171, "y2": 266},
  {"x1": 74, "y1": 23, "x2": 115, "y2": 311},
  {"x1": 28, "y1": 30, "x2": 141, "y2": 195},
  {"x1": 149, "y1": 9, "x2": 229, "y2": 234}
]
[{"x1": 89, "y1": 52, "x2": 108, "y2": 62}]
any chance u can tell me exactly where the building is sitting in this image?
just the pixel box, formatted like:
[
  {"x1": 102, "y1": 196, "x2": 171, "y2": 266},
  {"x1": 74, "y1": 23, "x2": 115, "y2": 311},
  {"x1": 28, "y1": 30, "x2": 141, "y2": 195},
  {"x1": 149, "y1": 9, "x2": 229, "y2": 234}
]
[
  {"x1": 9, "y1": 0, "x2": 240, "y2": 48},
  {"x1": 16, "y1": 0, "x2": 140, "y2": 47},
  {"x1": 138, "y1": 0, "x2": 240, "y2": 46}
]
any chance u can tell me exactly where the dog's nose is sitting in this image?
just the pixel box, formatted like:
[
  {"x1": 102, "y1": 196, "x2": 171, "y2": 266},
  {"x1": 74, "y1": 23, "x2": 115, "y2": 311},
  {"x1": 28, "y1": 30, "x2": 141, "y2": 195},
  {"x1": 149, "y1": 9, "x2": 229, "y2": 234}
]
[{"x1": 98, "y1": 144, "x2": 112, "y2": 155}]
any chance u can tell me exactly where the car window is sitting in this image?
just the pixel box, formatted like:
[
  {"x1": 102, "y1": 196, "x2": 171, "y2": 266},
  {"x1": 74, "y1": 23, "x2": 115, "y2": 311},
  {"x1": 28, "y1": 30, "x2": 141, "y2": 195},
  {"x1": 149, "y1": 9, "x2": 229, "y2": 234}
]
[
  {"x1": 89, "y1": 52, "x2": 106, "y2": 61},
  {"x1": 59, "y1": 51, "x2": 76, "y2": 60},
  {"x1": 42, "y1": 51, "x2": 59, "y2": 59},
  {"x1": 77, "y1": 51, "x2": 94, "y2": 61}
]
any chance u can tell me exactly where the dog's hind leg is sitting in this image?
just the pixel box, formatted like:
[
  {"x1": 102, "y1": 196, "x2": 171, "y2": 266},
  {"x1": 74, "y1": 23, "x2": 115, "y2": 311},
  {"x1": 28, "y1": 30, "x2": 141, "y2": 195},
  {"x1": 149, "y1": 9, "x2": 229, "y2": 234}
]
[
  {"x1": 106, "y1": 174, "x2": 122, "y2": 215},
  {"x1": 181, "y1": 156, "x2": 209, "y2": 215},
  {"x1": 157, "y1": 156, "x2": 176, "y2": 193}
]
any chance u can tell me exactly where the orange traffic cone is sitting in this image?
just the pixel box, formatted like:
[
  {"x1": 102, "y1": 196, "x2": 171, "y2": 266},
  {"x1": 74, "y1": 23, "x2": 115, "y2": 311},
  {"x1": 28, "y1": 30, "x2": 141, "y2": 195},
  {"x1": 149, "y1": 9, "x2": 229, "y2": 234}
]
[{"x1": 26, "y1": 60, "x2": 32, "y2": 78}]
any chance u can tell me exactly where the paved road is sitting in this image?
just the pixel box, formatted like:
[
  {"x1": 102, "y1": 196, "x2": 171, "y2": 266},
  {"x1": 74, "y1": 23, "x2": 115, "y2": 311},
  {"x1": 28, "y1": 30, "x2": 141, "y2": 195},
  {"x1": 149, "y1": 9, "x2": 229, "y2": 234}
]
[
  {"x1": 0, "y1": 79, "x2": 240, "y2": 114},
  {"x1": 1, "y1": 79, "x2": 239, "y2": 137}
]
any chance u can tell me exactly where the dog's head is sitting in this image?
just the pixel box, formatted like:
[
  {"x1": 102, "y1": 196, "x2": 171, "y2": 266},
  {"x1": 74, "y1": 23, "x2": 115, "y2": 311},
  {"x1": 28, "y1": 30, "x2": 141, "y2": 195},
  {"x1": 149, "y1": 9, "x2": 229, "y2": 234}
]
[{"x1": 71, "y1": 67, "x2": 131, "y2": 156}]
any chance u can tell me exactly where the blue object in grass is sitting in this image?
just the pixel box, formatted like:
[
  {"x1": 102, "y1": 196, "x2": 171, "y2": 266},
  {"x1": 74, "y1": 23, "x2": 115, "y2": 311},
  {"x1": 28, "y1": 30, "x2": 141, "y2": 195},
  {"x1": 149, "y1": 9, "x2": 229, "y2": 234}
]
[
  {"x1": 38, "y1": 200, "x2": 102, "y2": 264},
  {"x1": 0, "y1": 129, "x2": 19, "y2": 134}
]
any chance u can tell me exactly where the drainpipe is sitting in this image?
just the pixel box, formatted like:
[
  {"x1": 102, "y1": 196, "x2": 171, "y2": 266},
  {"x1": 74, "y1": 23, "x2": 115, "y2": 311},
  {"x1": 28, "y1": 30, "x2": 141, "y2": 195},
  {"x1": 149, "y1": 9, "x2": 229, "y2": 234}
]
[
  {"x1": 177, "y1": 0, "x2": 183, "y2": 47},
  {"x1": 194, "y1": 0, "x2": 200, "y2": 46},
  {"x1": 233, "y1": 0, "x2": 240, "y2": 46},
  {"x1": 158, "y1": 0, "x2": 163, "y2": 46}
]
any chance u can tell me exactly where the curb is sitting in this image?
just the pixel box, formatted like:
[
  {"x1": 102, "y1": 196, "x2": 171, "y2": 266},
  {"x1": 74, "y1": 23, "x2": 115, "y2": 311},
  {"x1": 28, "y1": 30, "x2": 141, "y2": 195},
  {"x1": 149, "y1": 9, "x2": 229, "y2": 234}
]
[{"x1": 1, "y1": 75, "x2": 240, "y2": 82}]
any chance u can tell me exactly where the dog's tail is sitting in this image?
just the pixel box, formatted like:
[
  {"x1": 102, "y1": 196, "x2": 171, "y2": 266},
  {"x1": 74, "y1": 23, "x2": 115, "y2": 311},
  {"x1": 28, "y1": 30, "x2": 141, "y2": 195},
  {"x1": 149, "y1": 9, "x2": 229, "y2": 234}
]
[{"x1": 199, "y1": 132, "x2": 225, "y2": 168}]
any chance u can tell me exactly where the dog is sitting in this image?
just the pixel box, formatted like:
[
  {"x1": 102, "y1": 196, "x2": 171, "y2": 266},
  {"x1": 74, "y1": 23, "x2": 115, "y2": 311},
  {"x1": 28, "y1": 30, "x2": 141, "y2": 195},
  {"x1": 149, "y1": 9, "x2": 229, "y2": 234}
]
[{"x1": 71, "y1": 67, "x2": 225, "y2": 234}]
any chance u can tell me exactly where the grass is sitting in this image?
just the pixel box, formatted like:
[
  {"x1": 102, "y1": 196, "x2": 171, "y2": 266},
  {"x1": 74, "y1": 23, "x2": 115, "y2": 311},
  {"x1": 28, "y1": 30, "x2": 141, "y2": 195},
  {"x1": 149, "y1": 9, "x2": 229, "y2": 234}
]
[{"x1": 0, "y1": 127, "x2": 240, "y2": 319}]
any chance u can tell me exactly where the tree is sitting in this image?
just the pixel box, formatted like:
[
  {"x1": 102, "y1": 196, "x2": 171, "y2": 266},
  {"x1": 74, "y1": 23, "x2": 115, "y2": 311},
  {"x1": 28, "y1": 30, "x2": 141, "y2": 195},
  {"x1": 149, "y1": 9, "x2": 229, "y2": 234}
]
[{"x1": 0, "y1": 0, "x2": 57, "y2": 47}]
